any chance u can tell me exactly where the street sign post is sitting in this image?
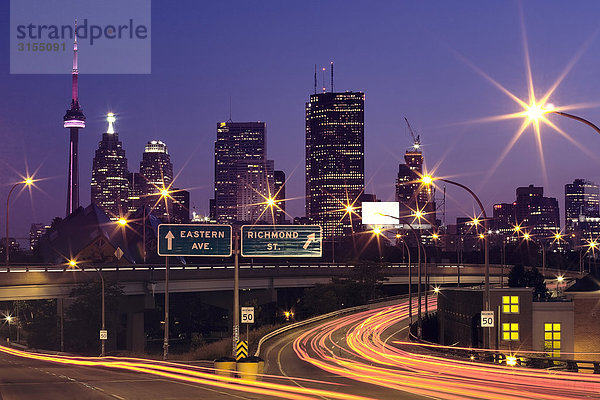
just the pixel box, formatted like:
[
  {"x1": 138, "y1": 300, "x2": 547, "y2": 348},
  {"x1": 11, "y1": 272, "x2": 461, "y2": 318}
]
[
  {"x1": 157, "y1": 224, "x2": 232, "y2": 257},
  {"x1": 481, "y1": 310, "x2": 494, "y2": 328},
  {"x1": 240, "y1": 225, "x2": 322, "y2": 257},
  {"x1": 241, "y1": 307, "x2": 254, "y2": 324}
]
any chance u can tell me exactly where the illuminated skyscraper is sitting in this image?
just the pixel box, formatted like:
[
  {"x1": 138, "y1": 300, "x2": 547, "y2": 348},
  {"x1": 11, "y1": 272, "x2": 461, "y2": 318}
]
[
  {"x1": 91, "y1": 113, "x2": 130, "y2": 219},
  {"x1": 305, "y1": 91, "x2": 365, "y2": 238},
  {"x1": 63, "y1": 22, "x2": 85, "y2": 216},
  {"x1": 274, "y1": 170, "x2": 286, "y2": 224},
  {"x1": 565, "y1": 179, "x2": 599, "y2": 226},
  {"x1": 565, "y1": 179, "x2": 600, "y2": 238},
  {"x1": 214, "y1": 122, "x2": 276, "y2": 223},
  {"x1": 515, "y1": 185, "x2": 559, "y2": 235},
  {"x1": 395, "y1": 146, "x2": 436, "y2": 227},
  {"x1": 139, "y1": 140, "x2": 173, "y2": 221}
]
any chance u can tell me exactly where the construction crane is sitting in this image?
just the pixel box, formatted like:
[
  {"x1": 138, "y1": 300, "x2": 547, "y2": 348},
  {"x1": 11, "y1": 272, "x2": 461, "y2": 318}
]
[{"x1": 404, "y1": 117, "x2": 421, "y2": 150}]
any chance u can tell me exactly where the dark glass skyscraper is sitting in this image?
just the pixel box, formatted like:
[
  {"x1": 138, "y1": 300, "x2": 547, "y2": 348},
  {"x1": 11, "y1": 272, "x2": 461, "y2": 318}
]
[
  {"x1": 90, "y1": 113, "x2": 129, "y2": 219},
  {"x1": 214, "y1": 122, "x2": 276, "y2": 223},
  {"x1": 305, "y1": 91, "x2": 364, "y2": 238},
  {"x1": 139, "y1": 140, "x2": 173, "y2": 221}
]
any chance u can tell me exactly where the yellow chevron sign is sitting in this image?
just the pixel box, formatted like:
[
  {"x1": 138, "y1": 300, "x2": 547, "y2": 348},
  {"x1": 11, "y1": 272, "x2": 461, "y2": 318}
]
[{"x1": 236, "y1": 340, "x2": 248, "y2": 361}]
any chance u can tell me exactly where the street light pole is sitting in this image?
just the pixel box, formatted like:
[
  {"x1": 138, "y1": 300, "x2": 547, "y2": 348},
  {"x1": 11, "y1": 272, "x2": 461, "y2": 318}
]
[
  {"x1": 5, "y1": 179, "x2": 33, "y2": 267},
  {"x1": 377, "y1": 215, "x2": 424, "y2": 338},
  {"x1": 396, "y1": 234, "x2": 412, "y2": 325},
  {"x1": 421, "y1": 176, "x2": 489, "y2": 346},
  {"x1": 99, "y1": 268, "x2": 105, "y2": 357},
  {"x1": 552, "y1": 111, "x2": 600, "y2": 135}
]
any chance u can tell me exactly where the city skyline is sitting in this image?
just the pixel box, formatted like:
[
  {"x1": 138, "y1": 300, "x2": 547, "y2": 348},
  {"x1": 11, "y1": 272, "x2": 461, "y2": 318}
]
[{"x1": 4, "y1": 1, "x2": 600, "y2": 242}]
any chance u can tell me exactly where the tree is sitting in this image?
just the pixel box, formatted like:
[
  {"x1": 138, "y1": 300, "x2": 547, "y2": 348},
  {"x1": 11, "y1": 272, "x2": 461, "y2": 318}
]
[
  {"x1": 22, "y1": 299, "x2": 59, "y2": 350},
  {"x1": 508, "y1": 264, "x2": 549, "y2": 300},
  {"x1": 66, "y1": 281, "x2": 124, "y2": 353}
]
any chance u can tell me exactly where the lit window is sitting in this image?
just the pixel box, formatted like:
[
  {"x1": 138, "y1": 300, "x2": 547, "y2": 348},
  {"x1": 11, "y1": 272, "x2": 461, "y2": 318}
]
[
  {"x1": 502, "y1": 296, "x2": 519, "y2": 314},
  {"x1": 502, "y1": 323, "x2": 519, "y2": 341},
  {"x1": 544, "y1": 323, "x2": 561, "y2": 358}
]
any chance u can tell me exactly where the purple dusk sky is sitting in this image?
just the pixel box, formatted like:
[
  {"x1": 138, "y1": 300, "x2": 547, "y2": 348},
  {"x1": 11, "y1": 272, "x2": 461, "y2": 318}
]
[{"x1": 2, "y1": 1, "x2": 600, "y2": 244}]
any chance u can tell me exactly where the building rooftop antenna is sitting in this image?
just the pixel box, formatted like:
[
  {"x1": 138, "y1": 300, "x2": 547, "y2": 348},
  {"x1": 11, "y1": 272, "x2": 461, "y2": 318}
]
[
  {"x1": 330, "y1": 61, "x2": 334, "y2": 92},
  {"x1": 227, "y1": 95, "x2": 233, "y2": 122},
  {"x1": 322, "y1": 67, "x2": 326, "y2": 93},
  {"x1": 314, "y1": 64, "x2": 317, "y2": 95}
]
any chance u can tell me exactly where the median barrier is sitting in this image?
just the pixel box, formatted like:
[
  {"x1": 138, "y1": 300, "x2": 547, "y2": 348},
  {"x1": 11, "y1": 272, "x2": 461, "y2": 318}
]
[
  {"x1": 236, "y1": 356, "x2": 264, "y2": 381},
  {"x1": 213, "y1": 356, "x2": 236, "y2": 377}
]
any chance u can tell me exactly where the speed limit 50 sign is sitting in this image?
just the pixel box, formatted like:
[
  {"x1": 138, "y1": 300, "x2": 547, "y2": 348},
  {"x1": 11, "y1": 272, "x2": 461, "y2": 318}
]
[
  {"x1": 241, "y1": 307, "x2": 254, "y2": 324},
  {"x1": 481, "y1": 311, "x2": 494, "y2": 327}
]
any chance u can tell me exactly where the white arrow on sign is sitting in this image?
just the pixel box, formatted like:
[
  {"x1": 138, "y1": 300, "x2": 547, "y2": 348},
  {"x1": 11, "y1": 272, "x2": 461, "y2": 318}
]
[
  {"x1": 165, "y1": 231, "x2": 175, "y2": 250},
  {"x1": 303, "y1": 233, "x2": 316, "y2": 249}
]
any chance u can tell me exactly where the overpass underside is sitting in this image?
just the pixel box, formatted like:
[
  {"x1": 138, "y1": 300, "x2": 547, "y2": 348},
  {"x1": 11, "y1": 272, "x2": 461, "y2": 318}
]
[{"x1": 0, "y1": 263, "x2": 568, "y2": 301}]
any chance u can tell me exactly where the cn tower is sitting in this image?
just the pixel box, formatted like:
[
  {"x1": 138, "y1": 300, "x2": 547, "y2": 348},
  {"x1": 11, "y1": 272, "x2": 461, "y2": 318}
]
[{"x1": 63, "y1": 22, "x2": 85, "y2": 216}]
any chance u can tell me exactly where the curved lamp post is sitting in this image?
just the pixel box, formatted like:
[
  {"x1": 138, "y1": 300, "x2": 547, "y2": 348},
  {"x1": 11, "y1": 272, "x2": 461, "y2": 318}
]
[
  {"x1": 421, "y1": 175, "x2": 490, "y2": 347},
  {"x1": 5, "y1": 178, "x2": 34, "y2": 267},
  {"x1": 551, "y1": 111, "x2": 600, "y2": 135},
  {"x1": 375, "y1": 214, "x2": 426, "y2": 338}
]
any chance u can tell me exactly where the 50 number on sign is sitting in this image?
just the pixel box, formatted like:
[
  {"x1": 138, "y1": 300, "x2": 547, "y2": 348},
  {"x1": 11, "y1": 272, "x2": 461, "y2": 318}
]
[
  {"x1": 481, "y1": 311, "x2": 494, "y2": 328},
  {"x1": 241, "y1": 307, "x2": 254, "y2": 324}
]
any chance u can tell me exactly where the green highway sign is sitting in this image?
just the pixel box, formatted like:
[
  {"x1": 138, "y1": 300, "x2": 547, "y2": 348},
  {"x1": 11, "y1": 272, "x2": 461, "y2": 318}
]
[
  {"x1": 241, "y1": 225, "x2": 322, "y2": 257},
  {"x1": 157, "y1": 224, "x2": 232, "y2": 257}
]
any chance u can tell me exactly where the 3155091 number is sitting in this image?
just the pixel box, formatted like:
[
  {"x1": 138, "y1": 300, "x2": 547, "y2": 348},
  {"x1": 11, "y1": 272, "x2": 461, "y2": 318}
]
[{"x1": 17, "y1": 42, "x2": 65, "y2": 52}]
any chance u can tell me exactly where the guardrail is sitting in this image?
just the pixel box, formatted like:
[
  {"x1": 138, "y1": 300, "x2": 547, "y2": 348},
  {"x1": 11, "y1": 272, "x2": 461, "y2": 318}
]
[{"x1": 438, "y1": 346, "x2": 600, "y2": 374}]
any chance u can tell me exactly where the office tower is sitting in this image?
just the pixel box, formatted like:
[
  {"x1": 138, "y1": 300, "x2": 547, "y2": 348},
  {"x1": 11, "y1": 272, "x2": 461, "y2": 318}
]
[
  {"x1": 29, "y1": 223, "x2": 50, "y2": 252},
  {"x1": 305, "y1": 91, "x2": 364, "y2": 238},
  {"x1": 274, "y1": 170, "x2": 286, "y2": 224},
  {"x1": 395, "y1": 149, "x2": 436, "y2": 227},
  {"x1": 565, "y1": 179, "x2": 600, "y2": 239},
  {"x1": 234, "y1": 159, "x2": 275, "y2": 223},
  {"x1": 515, "y1": 185, "x2": 559, "y2": 235},
  {"x1": 90, "y1": 113, "x2": 130, "y2": 219},
  {"x1": 214, "y1": 122, "x2": 276, "y2": 223},
  {"x1": 171, "y1": 189, "x2": 190, "y2": 224},
  {"x1": 493, "y1": 203, "x2": 516, "y2": 233},
  {"x1": 565, "y1": 179, "x2": 599, "y2": 226},
  {"x1": 63, "y1": 23, "x2": 85, "y2": 216},
  {"x1": 126, "y1": 172, "x2": 144, "y2": 213},
  {"x1": 139, "y1": 140, "x2": 173, "y2": 222}
]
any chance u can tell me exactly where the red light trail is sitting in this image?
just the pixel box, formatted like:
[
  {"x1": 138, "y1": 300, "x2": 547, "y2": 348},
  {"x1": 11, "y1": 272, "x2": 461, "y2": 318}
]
[{"x1": 293, "y1": 300, "x2": 600, "y2": 399}]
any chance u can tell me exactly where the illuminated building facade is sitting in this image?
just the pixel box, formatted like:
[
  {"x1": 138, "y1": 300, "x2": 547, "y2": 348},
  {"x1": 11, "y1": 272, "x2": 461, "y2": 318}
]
[
  {"x1": 305, "y1": 91, "x2": 364, "y2": 238},
  {"x1": 91, "y1": 113, "x2": 130, "y2": 219},
  {"x1": 139, "y1": 140, "x2": 173, "y2": 222},
  {"x1": 63, "y1": 23, "x2": 85, "y2": 216},
  {"x1": 29, "y1": 223, "x2": 50, "y2": 252},
  {"x1": 395, "y1": 149, "x2": 436, "y2": 227},
  {"x1": 515, "y1": 185, "x2": 559, "y2": 236},
  {"x1": 274, "y1": 170, "x2": 286, "y2": 224},
  {"x1": 126, "y1": 172, "x2": 143, "y2": 213},
  {"x1": 214, "y1": 122, "x2": 277, "y2": 223},
  {"x1": 171, "y1": 188, "x2": 190, "y2": 224},
  {"x1": 493, "y1": 203, "x2": 517, "y2": 234},
  {"x1": 235, "y1": 159, "x2": 275, "y2": 223},
  {"x1": 565, "y1": 179, "x2": 600, "y2": 240}
]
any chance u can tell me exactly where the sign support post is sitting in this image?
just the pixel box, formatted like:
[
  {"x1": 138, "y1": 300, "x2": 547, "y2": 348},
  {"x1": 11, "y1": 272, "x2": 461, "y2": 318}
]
[
  {"x1": 232, "y1": 234, "x2": 239, "y2": 357},
  {"x1": 163, "y1": 255, "x2": 169, "y2": 360}
]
